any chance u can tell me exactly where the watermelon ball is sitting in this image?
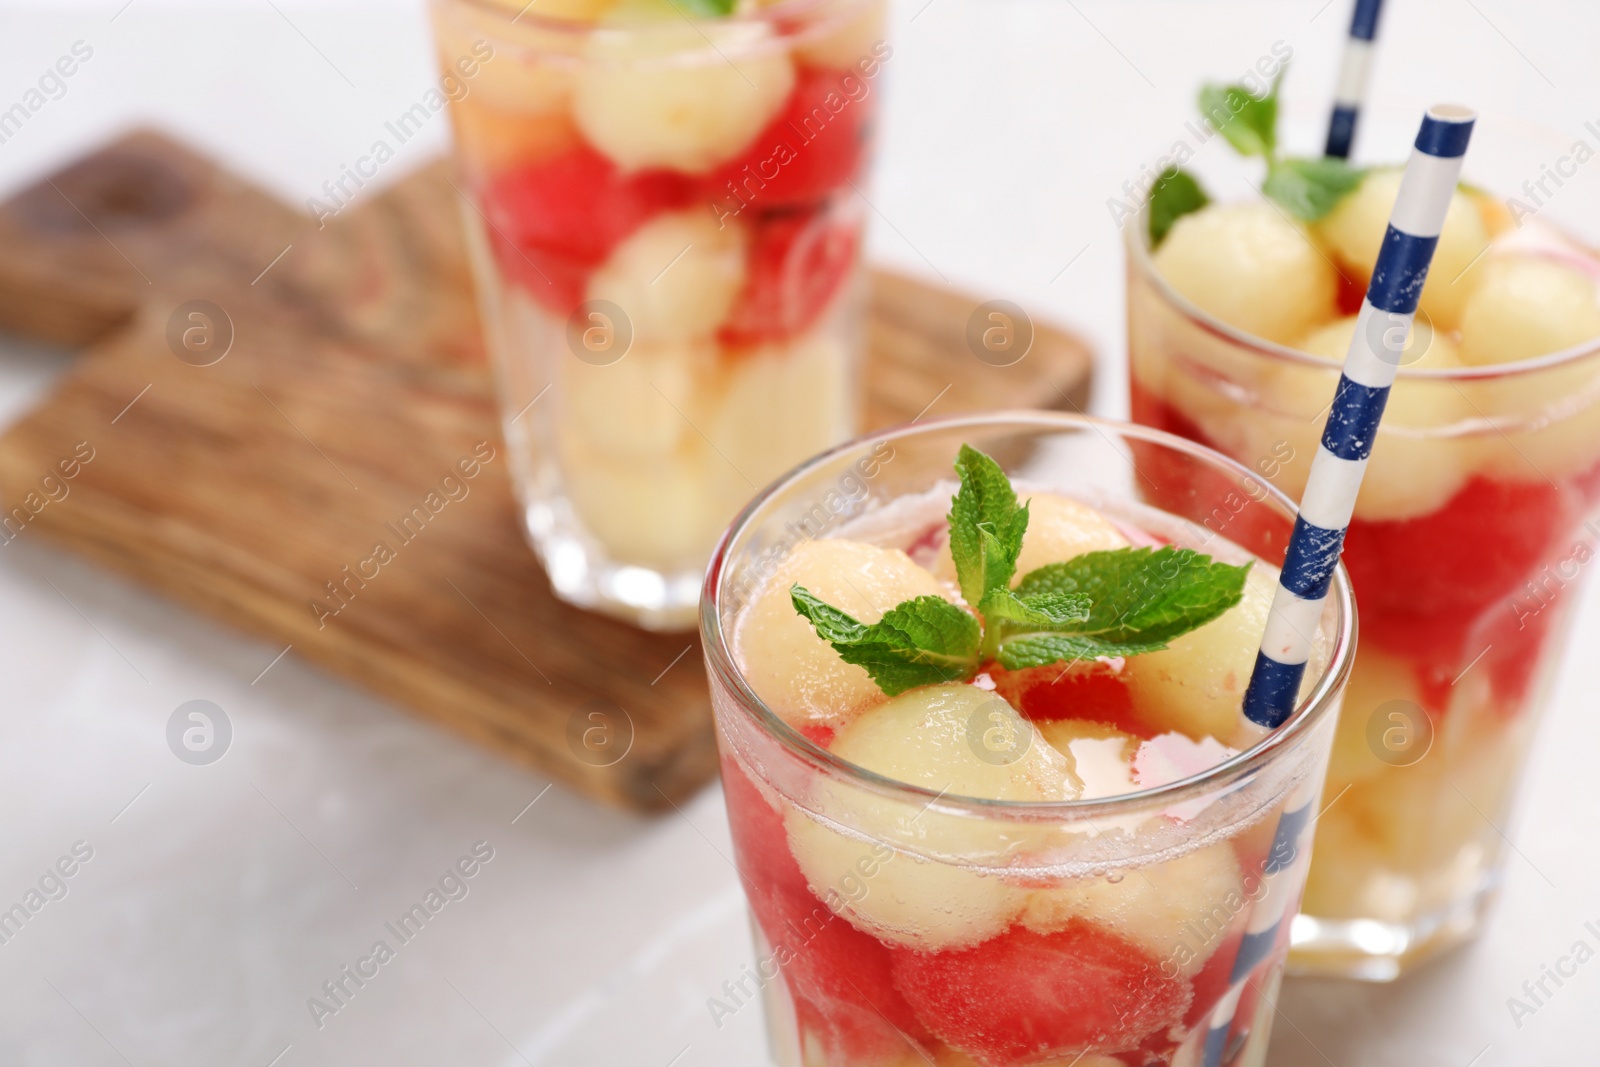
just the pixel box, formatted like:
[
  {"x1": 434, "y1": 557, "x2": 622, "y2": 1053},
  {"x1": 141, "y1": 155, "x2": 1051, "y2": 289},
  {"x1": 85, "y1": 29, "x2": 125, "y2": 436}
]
[
  {"x1": 721, "y1": 752, "x2": 810, "y2": 899},
  {"x1": 889, "y1": 920, "x2": 1192, "y2": 1064},
  {"x1": 1341, "y1": 475, "x2": 1571, "y2": 616},
  {"x1": 479, "y1": 144, "x2": 694, "y2": 313},
  {"x1": 721, "y1": 757, "x2": 928, "y2": 1048},
  {"x1": 989, "y1": 662, "x2": 1150, "y2": 738},
  {"x1": 718, "y1": 204, "x2": 862, "y2": 346},
  {"x1": 711, "y1": 65, "x2": 875, "y2": 214}
]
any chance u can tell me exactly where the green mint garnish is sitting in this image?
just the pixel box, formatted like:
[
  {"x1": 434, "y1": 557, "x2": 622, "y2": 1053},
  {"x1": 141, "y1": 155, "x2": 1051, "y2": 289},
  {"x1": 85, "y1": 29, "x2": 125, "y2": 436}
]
[
  {"x1": 1152, "y1": 66, "x2": 1367, "y2": 244},
  {"x1": 789, "y1": 446, "x2": 1253, "y2": 697},
  {"x1": 790, "y1": 588, "x2": 980, "y2": 697},
  {"x1": 1261, "y1": 157, "x2": 1367, "y2": 222},
  {"x1": 1199, "y1": 70, "x2": 1282, "y2": 159},
  {"x1": 946, "y1": 444, "x2": 1030, "y2": 608},
  {"x1": 1148, "y1": 167, "x2": 1210, "y2": 247},
  {"x1": 668, "y1": 0, "x2": 737, "y2": 17},
  {"x1": 1006, "y1": 547, "x2": 1251, "y2": 666}
]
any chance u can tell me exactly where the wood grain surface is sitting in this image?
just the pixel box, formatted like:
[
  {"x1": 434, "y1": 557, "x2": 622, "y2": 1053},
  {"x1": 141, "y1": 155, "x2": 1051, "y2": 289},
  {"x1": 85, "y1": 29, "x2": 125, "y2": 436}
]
[{"x1": 0, "y1": 130, "x2": 1094, "y2": 810}]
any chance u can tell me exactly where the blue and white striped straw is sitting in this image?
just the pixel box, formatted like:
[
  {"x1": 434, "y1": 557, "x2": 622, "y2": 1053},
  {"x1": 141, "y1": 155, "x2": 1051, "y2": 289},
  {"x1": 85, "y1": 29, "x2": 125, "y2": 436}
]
[
  {"x1": 1201, "y1": 105, "x2": 1477, "y2": 1067},
  {"x1": 1324, "y1": 0, "x2": 1385, "y2": 159},
  {"x1": 1243, "y1": 104, "x2": 1476, "y2": 731}
]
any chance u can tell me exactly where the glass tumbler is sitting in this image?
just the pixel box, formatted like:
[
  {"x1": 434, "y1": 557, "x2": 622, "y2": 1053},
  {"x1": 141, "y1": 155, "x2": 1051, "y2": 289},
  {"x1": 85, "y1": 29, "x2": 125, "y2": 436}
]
[
  {"x1": 431, "y1": 0, "x2": 888, "y2": 629},
  {"x1": 1125, "y1": 111, "x2": 1600, "y2": 978},
  {"x1": 702, "y1": 414, "x2": 1354, "y2": 1066}
]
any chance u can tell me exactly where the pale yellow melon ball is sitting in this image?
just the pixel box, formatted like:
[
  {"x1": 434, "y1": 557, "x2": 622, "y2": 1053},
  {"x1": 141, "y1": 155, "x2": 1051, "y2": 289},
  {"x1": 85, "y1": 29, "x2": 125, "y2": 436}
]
[
  {"x1": 1123, "y1": 563, "x2": 1277, "y2": 742},
  {"x1": 734, "y1": 539, "x2": 953, "y2": 730},
  {"x1": 786, "y1": 684, "x2": 1074, "y2": 950},
  {"x1": 586, "y1": 210, "x2": 747, "y2": 344},
  {"x1": 1288, "y1": 315, "x2": 1475, "y2": 521},
  {"x1": 560, "y1": 339, "x2": 715, "y2": 460},
  {"x1": 1458, "y1": 256, "x2": 1600, "y2": 365},
  {"x1": 559, "y1": 432, "x2": 724, "y2": 568},
  {"x1": 1035, "y1": 718, "x2": 1138, "y2": 800},
  {"x1": 1022, "y1": 842, "x2": 1244, "y2": 977},
  {"x1": 1154, "y1": 201, "x2": 1338, "y2": 345},
  {"x1": 705, "y1": 332, "x2": 856, "y2": 498},
  {"x1": 1316, "y1": 169, "x2": 1490, "y2": 331},
  {"x1": 574, "y1": 20, "x2": 794, "y2": 173}
]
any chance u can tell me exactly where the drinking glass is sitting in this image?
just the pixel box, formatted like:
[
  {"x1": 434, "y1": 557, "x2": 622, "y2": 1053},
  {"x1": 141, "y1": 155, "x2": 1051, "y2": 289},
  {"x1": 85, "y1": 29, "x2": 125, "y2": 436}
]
[
  {"x1": 1125, "y1": 110, "x2": 1600, "y2": 978},
  {"x1": 702, "y1": 414, "x2": 1355, "y2": 1065},
  {"x1": 431, "y1": 0, "x2": 888, "y2": 628}
]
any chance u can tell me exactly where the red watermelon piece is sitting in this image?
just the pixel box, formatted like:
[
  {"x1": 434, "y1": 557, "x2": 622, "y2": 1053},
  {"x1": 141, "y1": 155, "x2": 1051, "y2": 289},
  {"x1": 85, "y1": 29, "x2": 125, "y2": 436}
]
[{"x1": 889, "y1": 920, "x2": 1191, "y2": 1064}]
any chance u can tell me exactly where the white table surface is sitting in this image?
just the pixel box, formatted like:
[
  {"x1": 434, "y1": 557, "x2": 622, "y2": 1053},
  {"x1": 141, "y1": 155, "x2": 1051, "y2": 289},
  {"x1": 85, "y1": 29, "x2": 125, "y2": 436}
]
[{"x1": 2, "y1": 1, "x2": 1598, "y2": 1064}]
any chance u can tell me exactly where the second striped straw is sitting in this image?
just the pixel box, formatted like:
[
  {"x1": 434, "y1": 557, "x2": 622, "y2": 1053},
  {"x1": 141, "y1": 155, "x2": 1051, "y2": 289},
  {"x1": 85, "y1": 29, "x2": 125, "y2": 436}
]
[
  {"x1": 1201, "y1": 103, "x2": 1477, "y2": 1067},
  {"x1": 1325, "y1": 0, "x2": 1386, "y2": 159}
]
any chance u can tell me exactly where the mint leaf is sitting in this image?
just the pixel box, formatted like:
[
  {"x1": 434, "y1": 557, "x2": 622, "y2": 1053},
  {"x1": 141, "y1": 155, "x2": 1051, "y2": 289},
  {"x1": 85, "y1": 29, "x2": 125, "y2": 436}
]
[
  {"x1": 1198, "y1": 69, "x2": 1282, "y2": 159},
  {"x1": 947, "y1": 445, "x2": 1029, "y2": 606},
  {"x1": 790, "y1": 585, "x2": 980, "y2": 696},
  {"x1": 669, "y1": 0, "x2": 737, "y2": 16},
  {"x1": 1148, "y1": 166, "x2": 1210, "y2": 247},
  {"x1": 995, "y1": 633, "x2": 1154, "y2": 672},
  {"x1": 1007, "y1": 547, "x2": 1251, "y2": 667},
  {"x1": 977, "y1": 587, "x2": 1092, "y2": 661},
  {"x1": 1264, "y1": 158, "x2": 1366, "y2": 222}
]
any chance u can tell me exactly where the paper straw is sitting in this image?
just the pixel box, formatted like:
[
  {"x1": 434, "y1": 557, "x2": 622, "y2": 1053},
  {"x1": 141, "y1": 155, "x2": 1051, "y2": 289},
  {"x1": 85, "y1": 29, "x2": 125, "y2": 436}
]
[
  {"x1": 1324, "y1": 0, "x2": 1385, "y2": 159},
  {"x1": 1201, "y1": 105, "x2": 1477, "y2": 1067},
  {"x1": 1243, "y1": 103, "x2": 1476, "y2": 731}
]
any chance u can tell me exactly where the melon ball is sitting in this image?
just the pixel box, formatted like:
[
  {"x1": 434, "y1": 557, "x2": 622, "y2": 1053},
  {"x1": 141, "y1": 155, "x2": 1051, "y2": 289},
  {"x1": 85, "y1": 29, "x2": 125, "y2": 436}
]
[
  {"x1": 1458, "y1": 256, "x2": 1600, "y2": 481},
  {"x1": 734, "y1": 539, "x2": 954, "y2": 731},
  {"x1": 558, "y1": 432, "x2": 723, "y2": 568},
  {"x1": 933, "y1": 493, "x2": 1129, "y2": 590},
  {"x1": 1285, "y1": 315, "x2": 1475, "y2": 522},
  {"x1": 1153, "y1": 201, "x2": 1338, "y2": 345},
  {"x1": 450, "y1": 100, "x2": 578, "y2": 175},
  {"x1": 705, "y1": 332, "x2": 856, "y2": 500},
  {"x1": 481, "y1": 0, "x2": 615, "y2": 19},
  {"x1": 586, "y1": 210, "x2": 747, "y2": 344},
  {"x1": 560, "y1": 339, "x2": 715, "y2": 460},
  {"x1": 574, "y1": 20, "x2": 795, "y2": 174},
  {"x1": 1458, "y1": 256, "x2": 1600, "y2": 366},
  {"x1": 786, "y1": 684, "x2": 1075, "y2": 951},
  {"x1": 1035, "y1": 719, "x2": 1139, "y2": 800},
  {"x1": 1021, "y1": 843, "x2": 1244, "y2": 977},
  {"x1": 1123, "y1": 563, "x2": 1277, "y2": 742},
  {"x1": 1316, "y1": 169, "x2": 1490, "y2": 330},
  {"x1": 431, "y1": 10, "x2": 579, "y2": 115},
  {"x1": 1325, "y1": 647, "x2": 1426, "y2": 788}
]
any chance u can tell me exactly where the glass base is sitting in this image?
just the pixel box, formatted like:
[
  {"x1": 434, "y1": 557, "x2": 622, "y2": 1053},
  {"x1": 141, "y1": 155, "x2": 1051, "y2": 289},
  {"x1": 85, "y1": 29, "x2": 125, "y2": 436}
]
[
  {"x1": 521, "y1": 500, "x2": 702, "y2": 632},
  {"x1": 1287, "y1": 880, "x2": 1498, "y2": 981}
]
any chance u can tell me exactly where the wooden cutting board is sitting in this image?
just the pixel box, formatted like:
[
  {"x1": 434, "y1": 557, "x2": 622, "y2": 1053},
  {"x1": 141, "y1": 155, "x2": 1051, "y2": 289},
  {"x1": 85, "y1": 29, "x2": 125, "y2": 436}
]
[{"x1": 0, "y1": 130, "x2": 1093, "y2": 810}]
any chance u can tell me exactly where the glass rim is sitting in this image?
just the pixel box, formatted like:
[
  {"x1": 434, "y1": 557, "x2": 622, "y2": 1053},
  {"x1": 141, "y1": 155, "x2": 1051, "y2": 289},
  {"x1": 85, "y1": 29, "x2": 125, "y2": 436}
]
[
  {"x1": 1123, "y1": 196, "x2": 1600, "y2": 382},
  {"x1": 700, "y1": 411, "x2": 1357, "y2": 821},
  {"x1": 435, "y1": 0, "x2": 862, "y2": 39}
]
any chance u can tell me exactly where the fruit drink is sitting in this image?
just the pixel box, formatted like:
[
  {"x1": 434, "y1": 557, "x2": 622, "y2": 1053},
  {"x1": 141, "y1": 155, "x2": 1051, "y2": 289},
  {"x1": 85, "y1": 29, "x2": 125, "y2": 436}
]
[
  {"x1": 431, "y1": 0, "x2": 888, "y2": 628},
  {"x1": 1126, "y1": 86, "x2": 1600, "y2": 976},
  {"x1": 702, "y1": 418, "x2": 1353, "y2": 1066}
]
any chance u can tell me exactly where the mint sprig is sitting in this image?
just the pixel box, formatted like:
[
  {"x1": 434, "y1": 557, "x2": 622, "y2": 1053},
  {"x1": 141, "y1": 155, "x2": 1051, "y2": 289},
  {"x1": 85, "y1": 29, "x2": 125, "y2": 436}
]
[
  {"x1": 1262, "y1": 158, "x2": 1367, "y2": 222},
  {"x1": 947, "y1": 444, "x2": 1029, "y2": 607},
  {"x1": 1015, "y1": 546, "x2": 1252, "y2": 650},
  {"x1": 789, "y1": 446, "x2": 1253, "y2": 697},
  {"x1": 1199, "y1": 71, "x2": 1281, "y2": 159},
  {"x1": 1148, "y1": 167, "x2": 1210, "y2": 246},
  {"x1": 1150, "y1": 66, "x2": 1366, "y2": 246}
]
